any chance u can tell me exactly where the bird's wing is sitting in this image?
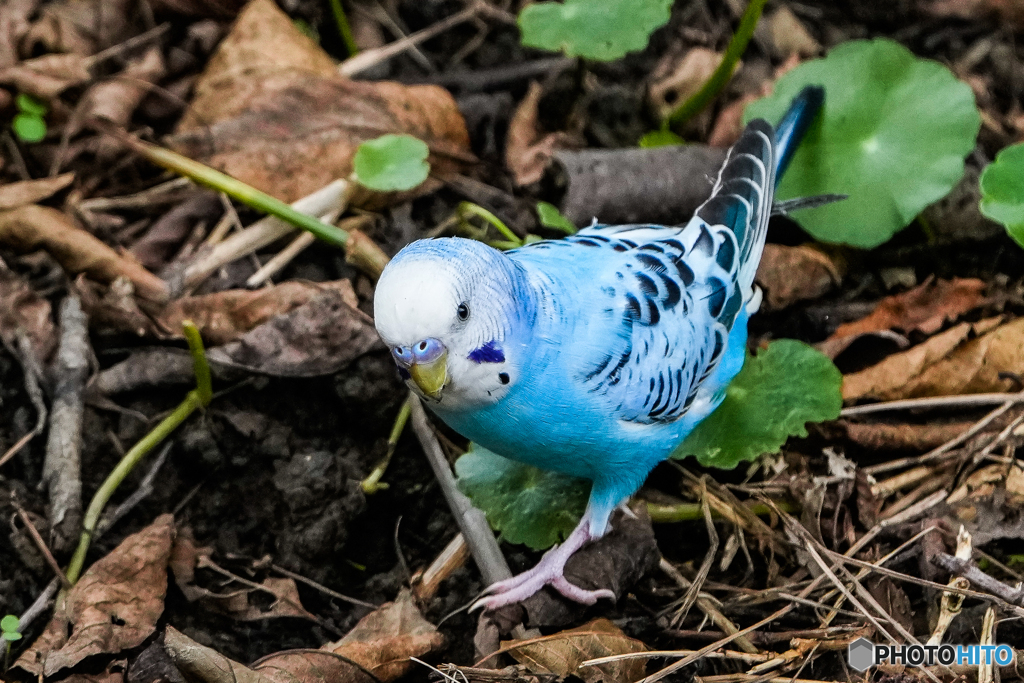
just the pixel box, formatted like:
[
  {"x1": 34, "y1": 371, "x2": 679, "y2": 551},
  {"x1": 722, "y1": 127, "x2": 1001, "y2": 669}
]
[{"x1": 565, "y1": 120, "x2": 776, "y2": 425}]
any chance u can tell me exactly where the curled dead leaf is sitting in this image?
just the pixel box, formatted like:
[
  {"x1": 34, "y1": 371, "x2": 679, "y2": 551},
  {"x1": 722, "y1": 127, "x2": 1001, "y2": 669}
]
[
  {"x1": 0, "y1": 52, "x2": 90, "y2": 98},
  {"x1": 830, "y1": 276, "x2": 987, "y2": 340},
  {"x1": 206, "y1": 285, "x2": 383, "y2": 376},
  {"x1": 75, "y1": 47, "x2": 166, "y2": 133},
  {"x1": 648, "y1": 48, "x2": 724, "y2": 122},
  {"x1": 0, "y1": 205, "x2": 169, "y2": 303},
  {"x1": 158, "y1": 280, "x2": 358, "y2": 346},
  {"x1": 15, "y1": 515, "x2": 174, "y2": 677},
  {"x1": 755, "y1": 243, "x2": 843, "y2": 311},
  {"x1": 501, "y1": 618, "x2": 647, "y2": 683},
  {"x1": 0, "y1": 259, "x2": 56, "y2": 364},
  {"x1": 843, "y1": 317, "x2": 1021, "y2": 402},
  {"x1": 506, "y1": 81, "x2": 581, "y2": 186}
]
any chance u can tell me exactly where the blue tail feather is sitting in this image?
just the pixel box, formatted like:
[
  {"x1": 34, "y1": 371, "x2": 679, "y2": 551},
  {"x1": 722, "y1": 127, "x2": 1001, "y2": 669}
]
[{"x1": 772, "y1": 84, "x2": 824, "y2": 180}]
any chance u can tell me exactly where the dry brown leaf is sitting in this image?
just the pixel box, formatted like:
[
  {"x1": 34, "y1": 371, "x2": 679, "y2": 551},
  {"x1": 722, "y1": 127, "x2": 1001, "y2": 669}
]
[
  {"x1": 502, "y1": 618, "x2": 647, "y2": 683},
  {"x1": 15, "y1": 515, "x2": 174, "y2": 677},
  {"x1": 158, "y1": 280, "x2": 358, "y2": 346},
  {"x1": 22, "y1": 0, "x2": 134, "y2": 56},
  {"x1": 75, "y1": 46, "x2": 166, "y2": 132},
  {"x1": 0, "y1": 259, "x2": 56, "y2": 364},
  {"x1": 63, "y1": 661, "x2": 125, "y2": 683},
  {"x1": 648, "y1": 48, "x2": 724, "y2": 122},
  {"x1": 0, "y1": 0, "x2": 35, "y2": 69},
  {"x1": 0, "y1": 205, "x2": 169, "y2": 303},
  {"x1": 923, "y1": 0, "x2": 1024, "y2": 29},
  {"x1": 0, "y1": 52, "x2": 90, "y2": 98},
  {"x1": 830, "y1": 277, "x2": 987, "y2": 340},
  {"x1": 842, "y1": 421, "x2": 972, "y2": 451},
  {"x1": 0, "y1": 172, "x2": 74, "y2": 210},
  {"x1": 206, "y1": 285, "x2": 383, "y2": 376},
  {"x1": 150, "y1": 0, "x2": 247, "y2": 18},
  {"x1": 764, "y1": 6, "x2": 821, "y2": 58},
  {"x1": 755, "y1": 243, "x2": 843, "y2": 310},
  {"x1": 506, "y1": 81, "x2": 580, "y2": 186},
  {"x1": 842, "y1": 317, "x2": 1016, "y2": 401},
  {"x1": 323, "y1": 589, "x2": 443, "y2": 681},
  {"x1": 170, "y1": 0, "x2": 471, "y2": 207},
  {"x1": 164, "y1": 626, "x2": 282, "y2": 683},
  {"x1": 170, "y1": 532, "x2": 316, "y2": 622}
]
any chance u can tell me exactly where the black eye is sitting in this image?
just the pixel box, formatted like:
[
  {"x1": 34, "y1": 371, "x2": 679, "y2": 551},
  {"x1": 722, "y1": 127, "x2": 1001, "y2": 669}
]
[{"x1": 457, "y1": 302, "x2": 470, "y2": 321}]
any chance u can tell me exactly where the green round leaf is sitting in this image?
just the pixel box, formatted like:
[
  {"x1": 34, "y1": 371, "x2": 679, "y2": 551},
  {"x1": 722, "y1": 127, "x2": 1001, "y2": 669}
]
[
  {"x1": 15, "y1": 93, "x2": 47, "y2": 116},
  {"x1": 980, "y1": 142, "x2": 1024, "y2": 248},
  {"x1": 746, "y1": 39, "x2": 980, "y2": 248},
  {"x1": 518, "y1": 0, "x2": 673, "y2": 62},
  {"x1": 1, "y1": 615, "x2": 19, "y2": 632},
  {"x1": 12, "y1": 113, "x2": 46, "y2": 143},
  {"x1": 455, "y1": 443, "x2": 588, "y2": 550},
  {"x1": 674, "y1": 340, "x2": 842, "y2": 469},
  {"x1": 536, "y1": 201, "x2": 576, "y2": 234},
  {"x1": 353, "y1": 134, "x2": 430, "y2": 192}
]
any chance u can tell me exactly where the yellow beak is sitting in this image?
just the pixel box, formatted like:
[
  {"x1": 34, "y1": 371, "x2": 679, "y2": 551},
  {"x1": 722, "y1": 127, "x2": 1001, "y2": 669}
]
[{"x1": 409, "y1": 349, "x2": 448, "y2": 399}]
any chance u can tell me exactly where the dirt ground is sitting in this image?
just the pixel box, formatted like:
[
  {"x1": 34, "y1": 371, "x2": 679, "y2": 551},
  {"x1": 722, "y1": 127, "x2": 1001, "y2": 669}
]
[{"x1": 4, "y1": 0, "x2": 1024, "y2": 681}]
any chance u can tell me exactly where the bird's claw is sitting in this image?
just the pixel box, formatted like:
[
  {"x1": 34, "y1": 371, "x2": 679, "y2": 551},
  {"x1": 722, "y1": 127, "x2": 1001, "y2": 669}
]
[{"x1": 470, "y1": 563, "x2": 616, "y2": 612}]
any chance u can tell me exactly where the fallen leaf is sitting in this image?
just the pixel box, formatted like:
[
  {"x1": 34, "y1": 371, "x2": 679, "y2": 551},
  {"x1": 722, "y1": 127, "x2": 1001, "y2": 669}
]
[
  {"x1": 170, "y1": 0, "x2": 472, "y2": 206},
  {"x1": 829, "y1": 276, "x2": 987, "y2": 340},
  {"x1": 0, "y1": 205, "x2": 169, "y2": 303},
  {"x1": 323, "y1": 589, "x2": 443, "y2": 681},
  {"x1": 206, "y1": 285, "x2": 383, "y2": 376},
  {"x1": 0, "y1": 259, "x2": 56, "y2": 365},
  {"x1": 0, "y1": 0, "x2": 34, "y2": 69},
  {"x1": 842, "y1": 420, "x2": 972, "y2": 451},
  {"x1": 0, "y1": 52, "x2": 91, "y2": 98},
  {"x1": 75, "y1": 46, "x2": 166, "y2": 132},
  {"x1": 0, "y1": 172, "x2": 74, "y2": 210},
  {"x1": 62, "y1": 662, "x2": 125, "y2": 683},
  {"x1": 22, "y1": 0, "x2": 134, "y2": 55},
  {"x1": 149, "y1": 0, "x2": 247, "y2": 18},
  {"x1": 648, "y1": 48, "x2": 724, "y2": 122},
  {"x1": 158, "y1": 280, "x2": 358, "y2": 346},
  {"x1": 755, "y1": 243, "x2": 843, "y2": 310},
  {"x1": 164, "y1": 627, "x2": 282, "y2": 683},
  {"x1": 764, "y1": 6, "x2": 821, "y2": 59},
  {"x1": 842, "y1": 316, "x2": 1018, "y2": 401},
  {"x1": 128, "y1": 191, "x2": 222, "y2": 270},
  {"x1": 923, "y1": 0, "x2": 1024, "y2": 29},
  {"x1": 506, "y1": 81, "x2": 581, "y2": 186},
  {"x1": 502, "y1": 618, "x2": 647, "y2": 683},
  {"x1": 15, "y1": 515, "x2": 174, "y2": 677}
]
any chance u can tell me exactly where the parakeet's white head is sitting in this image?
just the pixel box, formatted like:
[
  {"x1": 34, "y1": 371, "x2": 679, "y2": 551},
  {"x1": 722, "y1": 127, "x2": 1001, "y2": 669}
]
[{"x1": 374, "y1": 237, "x2": 534, "y2": 408}]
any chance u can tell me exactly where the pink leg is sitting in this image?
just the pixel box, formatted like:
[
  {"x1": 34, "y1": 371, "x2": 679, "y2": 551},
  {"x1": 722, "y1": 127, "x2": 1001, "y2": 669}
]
[{"x1": 471, "y1": 511, "x2": 616, "y2": 611}]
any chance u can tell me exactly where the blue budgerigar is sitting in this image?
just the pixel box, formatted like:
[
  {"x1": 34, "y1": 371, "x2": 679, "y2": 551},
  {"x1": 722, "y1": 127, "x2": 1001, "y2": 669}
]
[{"x1": 374, "y1": 86, "x2": 824, "y2": 610}]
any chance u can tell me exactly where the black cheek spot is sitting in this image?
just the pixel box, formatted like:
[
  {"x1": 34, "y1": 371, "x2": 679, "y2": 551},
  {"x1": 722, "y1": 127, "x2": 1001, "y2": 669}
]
[
  {"x1": 498, "y1": 372, "x2": 510, "y2": 385},
  {"x1": 397, "y1": 367, "x2": 411, "y2": 380}
]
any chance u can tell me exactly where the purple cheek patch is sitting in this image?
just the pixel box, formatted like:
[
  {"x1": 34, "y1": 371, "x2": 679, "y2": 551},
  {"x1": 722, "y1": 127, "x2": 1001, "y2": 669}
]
[
  {"x1": 397, "y1": 366, "x2": 411, "y2": 380},
  {"x1": 468, "y1": 341, "x2": 505, "y2": 364}
]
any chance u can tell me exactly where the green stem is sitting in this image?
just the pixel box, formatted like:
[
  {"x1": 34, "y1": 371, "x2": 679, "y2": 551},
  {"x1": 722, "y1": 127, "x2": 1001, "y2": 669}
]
[
  {"x1": 457, "y1": 202, "x2": 521, "y2": 246},
  {"x1": 64, "y1": 325, "x2": 215, "y2": 586},
  {"x1": 665, "y1": 0, "x2": 768, "y2": 131},
  {"x1": 647, "y1": 498, "x2": 796, "y2": 523},
  {"x1": 114, "y1": 132, "x2": 350, "y2": 248},
  {"x1": 328, "y1": 0, "x2": 360, "y2": 57},
  {"x1": 361, "y1": 393, "x2": 413, "y2": 494}
]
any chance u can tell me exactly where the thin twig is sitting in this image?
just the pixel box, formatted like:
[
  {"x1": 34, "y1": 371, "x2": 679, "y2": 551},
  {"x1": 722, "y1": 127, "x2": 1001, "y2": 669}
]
[{"x1": 842, "y1": 392, "x2": 1024, "y2": 417}]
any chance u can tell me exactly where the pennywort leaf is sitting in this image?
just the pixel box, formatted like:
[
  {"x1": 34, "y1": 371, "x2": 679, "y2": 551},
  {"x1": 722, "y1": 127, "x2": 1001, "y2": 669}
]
[
  {"x1": 674, "y1": 340, "x2": 842, "y2": 469},
  {"x1": 979, "y1": 142, "x2": 1024, "y2": 248},
  {"x1": 518, "y1": 0, "x2": 673, "y2": 62},
  {"x1": 746, "y1": 39, "x2": 980, "y2": 248},
  {"x1": 353, "y1": 134, "x2": 430, "y2": 192},
  {"x1": 455, "y1": 443, "x2": 588, "y2": 550}
]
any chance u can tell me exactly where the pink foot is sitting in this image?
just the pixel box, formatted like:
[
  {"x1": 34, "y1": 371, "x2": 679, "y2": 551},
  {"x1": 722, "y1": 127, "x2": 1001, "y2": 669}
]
[{"x1": 471, "y1": 515, "x2": 616, "y2": 611}]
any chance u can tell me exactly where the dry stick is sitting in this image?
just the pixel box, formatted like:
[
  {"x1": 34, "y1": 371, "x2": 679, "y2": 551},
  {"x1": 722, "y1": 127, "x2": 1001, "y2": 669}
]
[
  {"x1": 270, "y1": 564, "x2": 378, "y2": 610},
  {"x1": 669, "y1": 482, "x2": 722, "y2": 629},
  {"x1": 842, "y1": 392, "x2": 1024, "y2": 418},
  {"x1": 927, "y1": 527, "x2": 973, "y2": 645},
  {"x1": 932, "y1": 553, "x2": 1024, "y2": 606},
  {"x1": 864, "y1": 392, "x2": 1024, "y2": 476},
  {"x1": 42, "y1": 295, "x2": 89, "y2": 554},
  {"x1": 0, "y1": 330, "x2": 49, "y2": 469},
  {"x1": 659, "y1": 559, "x2": 759, "y2": 654},
  {"x1": 12, "y1": 502, "x2": 71, "y2": 589},
  {"x1": 633, "y1": 490, "x2": 951, "y2": 683}
]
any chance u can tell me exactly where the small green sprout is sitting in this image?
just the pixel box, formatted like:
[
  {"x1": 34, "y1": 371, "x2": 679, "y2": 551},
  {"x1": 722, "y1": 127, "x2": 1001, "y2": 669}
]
[
  {"x1": 2, "y1": 614, "x2": 21, "y2": 670},
  {"x1": 747, "y1": 38, "x2": 981, "y2": 248},
  {"x1": 638, "y1": 129, "x2": 685, "y2": 148},
  {"x1": 979, "y1": 142, "x2": 1024, "y2": 249},
  {"x1": 518, "y1": 0, "x2": 672, "y2": 62},
  {"x1": 536, "y1": 201, "x2": 576, "y2": 234},
  {"x1": 12, "y1": 93, "x2": 48, "y2": 143},
  {"x1": 352, "y1": 134, "x2": 430, "y2": 192}
]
